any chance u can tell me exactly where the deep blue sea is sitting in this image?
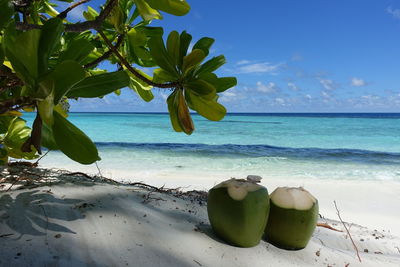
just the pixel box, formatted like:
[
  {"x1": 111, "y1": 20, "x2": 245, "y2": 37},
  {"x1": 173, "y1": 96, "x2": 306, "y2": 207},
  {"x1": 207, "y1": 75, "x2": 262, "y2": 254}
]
[{"x1": 23, "y1": 113, "x2": 400, "y2": 181}]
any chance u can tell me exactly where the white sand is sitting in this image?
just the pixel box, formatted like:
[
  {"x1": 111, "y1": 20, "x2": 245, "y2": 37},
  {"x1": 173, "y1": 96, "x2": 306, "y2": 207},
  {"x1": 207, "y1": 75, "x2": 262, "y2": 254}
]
[
  {"x1": 1, "y1": 168, "x2": 400, "y2": 266},
  {"x1": 38, "y1": 163, "x2": 400, "y2": 236}
]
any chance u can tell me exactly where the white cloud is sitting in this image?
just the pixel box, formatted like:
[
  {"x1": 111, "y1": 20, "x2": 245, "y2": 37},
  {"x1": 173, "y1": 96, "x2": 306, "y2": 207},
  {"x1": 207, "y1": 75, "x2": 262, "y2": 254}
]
[
  {"x1": 219, "y1": 91, "x2": 237, "y2": 103},
  {"x1": 361, "y1": 95, "x2": 380, "y2": 101},
  {"x1": 287, "y1": 82, "x2": 299, "y2": 91},
  {"x1": 219, "y1": 87, "x2": 247, "y2": 103},
  {"x1": 318, "y1": 78, "x2": 336, "y2": 90},
  {"x1": 386, "y1": 6, "x2": 400, "y2": 19},
  {"x1": 274, "y1": 98, "x2": 285, "y2": 105},
  {"x1": 256, "y1": 81, "x2": 278, "y2": 93},
  {"x1": 360, "y1": 95, "x2": 382, "y2": 106},
  {"x1": 236, "y1": 62, "x2": 283, "y2": 74},
  {"x1": 351, "y1": 77, "x2": 366, "y2": 87},
  {"x1": 236, "y1": 60, "x2": 251, "y2": 65},
  {"x1": 304, "y1": 94, "x2": 312, "y2": 101},
  {"x1": 321, "y1": 91, "x2": 331, "y2": 98}
]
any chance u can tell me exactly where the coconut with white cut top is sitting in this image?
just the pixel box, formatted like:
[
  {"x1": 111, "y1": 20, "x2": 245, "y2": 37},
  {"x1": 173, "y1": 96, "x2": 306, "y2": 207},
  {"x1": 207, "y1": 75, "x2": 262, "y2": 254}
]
[
  {"x1": 264, "y1": 187, "x2": 319, "y2": 250},
  {"x1": 207, "y1": 178, "x2": 270, "y2": 247}
]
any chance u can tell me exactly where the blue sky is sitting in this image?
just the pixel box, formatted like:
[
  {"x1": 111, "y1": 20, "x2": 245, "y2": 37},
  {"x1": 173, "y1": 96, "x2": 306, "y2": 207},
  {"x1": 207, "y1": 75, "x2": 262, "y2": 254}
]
[{"x1": 62, "y1": 0, "x2": 400, "y2": 112}]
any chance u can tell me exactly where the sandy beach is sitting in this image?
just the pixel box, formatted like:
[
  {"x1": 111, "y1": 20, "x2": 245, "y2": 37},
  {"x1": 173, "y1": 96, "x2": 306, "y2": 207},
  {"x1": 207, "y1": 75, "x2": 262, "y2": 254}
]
[{"x1": 1, "y1": 166, "x2": 399, "y2": 266}]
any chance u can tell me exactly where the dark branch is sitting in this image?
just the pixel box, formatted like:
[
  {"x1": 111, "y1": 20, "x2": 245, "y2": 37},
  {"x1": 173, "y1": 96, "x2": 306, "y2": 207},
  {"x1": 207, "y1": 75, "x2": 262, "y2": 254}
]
[
  {"x1": 84, "y1": 34, "x2": 125, "y2": 68},
  {"x1": 12, "y1": 0, "x2": 32, "y2": 14},
  {"x1": 0, "y1": 97, "x2": 34, "y2": 114},
  {"x1": 58, "y1": 0, "x2": 92, "y2": 19},
  {"x1": 334, "y1": 201, "x2": 361, "y2": 262},
  {"x1": 98, "y1": 30, "x2": 180, "y2": 89},
  {"x1": 0, "y1": 67, "x2": 24, "y2": 93},
  {"x1": 16, "y1": 0, "x2": 118, "y2": 32},
  {"x1": 96, "y1": 0, "x2": 119, "y2": 24},
  {"x1": 21, "y1": 111, "x2": 42, "y2": 154}
]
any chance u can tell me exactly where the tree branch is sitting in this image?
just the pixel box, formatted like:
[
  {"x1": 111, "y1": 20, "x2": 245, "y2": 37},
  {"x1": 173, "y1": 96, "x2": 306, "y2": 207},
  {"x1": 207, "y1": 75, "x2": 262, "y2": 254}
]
[
  {"x1": 0, "y1": 97, "x2": 33, "y2": 114},
  {"x1": 316, "y1": 222, "x2": 343, "y2": 232},
  {"x1": 58, "y1": 0, "x2": 92, "y2": 19},
  {"x1": 334, "y1": 201, "x2": 361, "y2": 262},
  {"x1": 84, "y1": 34, "x2": 125, "y2": 68},
  {"x1": 0, "y1": 67, "x2": 24, "y2": 93},
  {"x1": 16, "y1": 0, "x2": 118, "y2": 32},
  {"x1": 98, "y1": 30, "x2": 180, "y2": 89}
]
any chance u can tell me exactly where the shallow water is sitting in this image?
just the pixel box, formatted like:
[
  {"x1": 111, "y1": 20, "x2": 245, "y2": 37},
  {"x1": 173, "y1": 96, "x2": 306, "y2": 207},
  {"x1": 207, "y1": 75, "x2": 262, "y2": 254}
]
[{"x1": 22, "y1": 113, "x2": 400, "y2": 181}]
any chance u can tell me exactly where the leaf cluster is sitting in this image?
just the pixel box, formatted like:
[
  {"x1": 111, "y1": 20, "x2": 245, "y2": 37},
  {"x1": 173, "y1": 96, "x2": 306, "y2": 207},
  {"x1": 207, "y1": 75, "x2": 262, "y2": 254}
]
[{"x1": 0, "y1": 0, "x2": 236, "y2": 164}]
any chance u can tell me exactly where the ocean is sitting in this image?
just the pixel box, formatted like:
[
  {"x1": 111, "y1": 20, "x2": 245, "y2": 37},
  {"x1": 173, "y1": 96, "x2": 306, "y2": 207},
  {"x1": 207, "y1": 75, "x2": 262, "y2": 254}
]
[{"x1": 22, "y1": 113, "x2": 400, "y2": 182}]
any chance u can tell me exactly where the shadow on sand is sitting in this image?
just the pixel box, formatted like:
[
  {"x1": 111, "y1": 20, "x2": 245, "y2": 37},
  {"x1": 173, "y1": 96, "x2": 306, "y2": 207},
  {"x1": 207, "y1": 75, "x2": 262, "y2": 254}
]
[{"x1": 0, "y1": 190, "x2": 85, "y2": 239}]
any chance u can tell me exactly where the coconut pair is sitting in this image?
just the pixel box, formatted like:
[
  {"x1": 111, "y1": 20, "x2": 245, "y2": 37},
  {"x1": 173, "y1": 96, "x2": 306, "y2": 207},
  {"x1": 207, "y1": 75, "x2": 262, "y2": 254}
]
[{"x1": 207, "y1": 178, "x2": 319, "y2": 249}]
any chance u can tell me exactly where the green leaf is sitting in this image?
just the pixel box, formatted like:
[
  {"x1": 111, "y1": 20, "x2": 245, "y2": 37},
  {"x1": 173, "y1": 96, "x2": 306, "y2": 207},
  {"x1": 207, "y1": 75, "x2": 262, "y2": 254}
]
[
  {"x1": 128, "y1": 28, "x2": 147, "y2": 46},
  {"x1": 129, "y1": 77, "x2": 154, "y2": 102},
  {"x1": 3, "y1": 117, "x2": 37, "y2": 159},
  {"x1": 0, "y1": 146, "x2": 8, "y2": 165},
  {"x1": 134, "y1": 0, "x2": 162, "y2": 21},
  {"x1": 0, "y1": 43, "x2": 4, "y2": 65},
  {"x1": 37, "y1": 92, "x2": 55, "y2": 125},
  {"x1": 52, "y1": 110, "x2": 100, "y2": 164},
  {"x1": 39, "y1": 60, "x2": 86, "y2": 104},
  {"x1": 199, "y1": 73, "x2": 237, "y2": 93},
  {"x1": 67, "y1": 71, "x2": 130, "y2": 98},
  {"x1": 153, "y1": 68, "x2": 176, "y2": 83},
  {"x1": 145, "y1": 0, "x2": 190, "y2": 16},
  {"x1": 41, "y1": 122, "x2": 58, "y2": 150},
  {"x1": 148, "y1": 35, "x2": 178, "y2": 76},
  {"x1": 141, "y1": 26, "x2": 164, "y2": 37},
  {"x1": 0, "y1": 0, "x2": 14, "y2": 29},
  {"x1": 4, "y1": 25, "x2": 41, "y2": 84},
  {"x1": 196, "y1": 55, "x2": 226, "y2": 75},
  {"x1": 182, "y1": 49, "x2": 206, "y2": 75},
  {"x1": 193, "y1": 37, "x2": 214, "y2": 57},
  {"x1": 127, "y1": 43, "x2": 155, "y2": 67},
  {"x1": 127, "y1": 28, "x2": 155, "y2": 65},
  {"x1": 185, "y1": 91, "x2": 226, "y2": 121},
  {"x1": 58, "y1": 38, "x2": 95, "y2": 64},
  {"x1": 176, "y1": 89, "x2": 194, "y2": 134},
  {"x1": 178, "y1": 31, "x2": 192, "y2": 68},
  {"x1": 166, "y1": 31, "x2": 180, "y2": 66},
  {"x1": 38, "y1": 18, "x2": 64, "y2": 75},
  {"x1": 134, "y1": 46, "x2": 153, "y2": 61},
  {"x1": 43, "y1": 2, "x2": 60, "y2": 17},
  {"x1": 167, "y1": 90, "x2": 183, "y2": 132},
  {"x1": 214, "y1": 77, "x2": 237, "y2": 93},
  {"x1": 83, "y1": 6, "x2": 99, "y2": 20},
  {"x1": 124, "y1": 68, "x2": 154, "y2": 102},
  {"x1": 184, "y1": 79, "x2": 216, "y2": 97},
  {"x1": 36, "y1": 76, "x2": 54, "y2": 100},
  {"x1": 108, "y1": 4, "x2": 125, "y2": 33},
  {"x1": 0, "y1": 115, "x2": 13, "y2": 134}
]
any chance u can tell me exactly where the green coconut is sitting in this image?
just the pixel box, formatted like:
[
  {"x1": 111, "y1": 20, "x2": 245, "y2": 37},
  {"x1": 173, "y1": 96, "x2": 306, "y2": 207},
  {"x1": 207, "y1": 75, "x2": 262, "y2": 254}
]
[
  {"x1": 207, "y1": 178, "x2": 270, "y2": 247},
  {"x1": 265, "y1": 187, "x2": 318, "y2": 250}
]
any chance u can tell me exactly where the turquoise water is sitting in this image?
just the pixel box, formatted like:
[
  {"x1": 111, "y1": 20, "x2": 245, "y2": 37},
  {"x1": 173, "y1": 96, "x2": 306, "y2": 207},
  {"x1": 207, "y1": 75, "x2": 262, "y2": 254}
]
[{"x1": 22, "y1": 113, "x2": 400, "y2": 181}]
